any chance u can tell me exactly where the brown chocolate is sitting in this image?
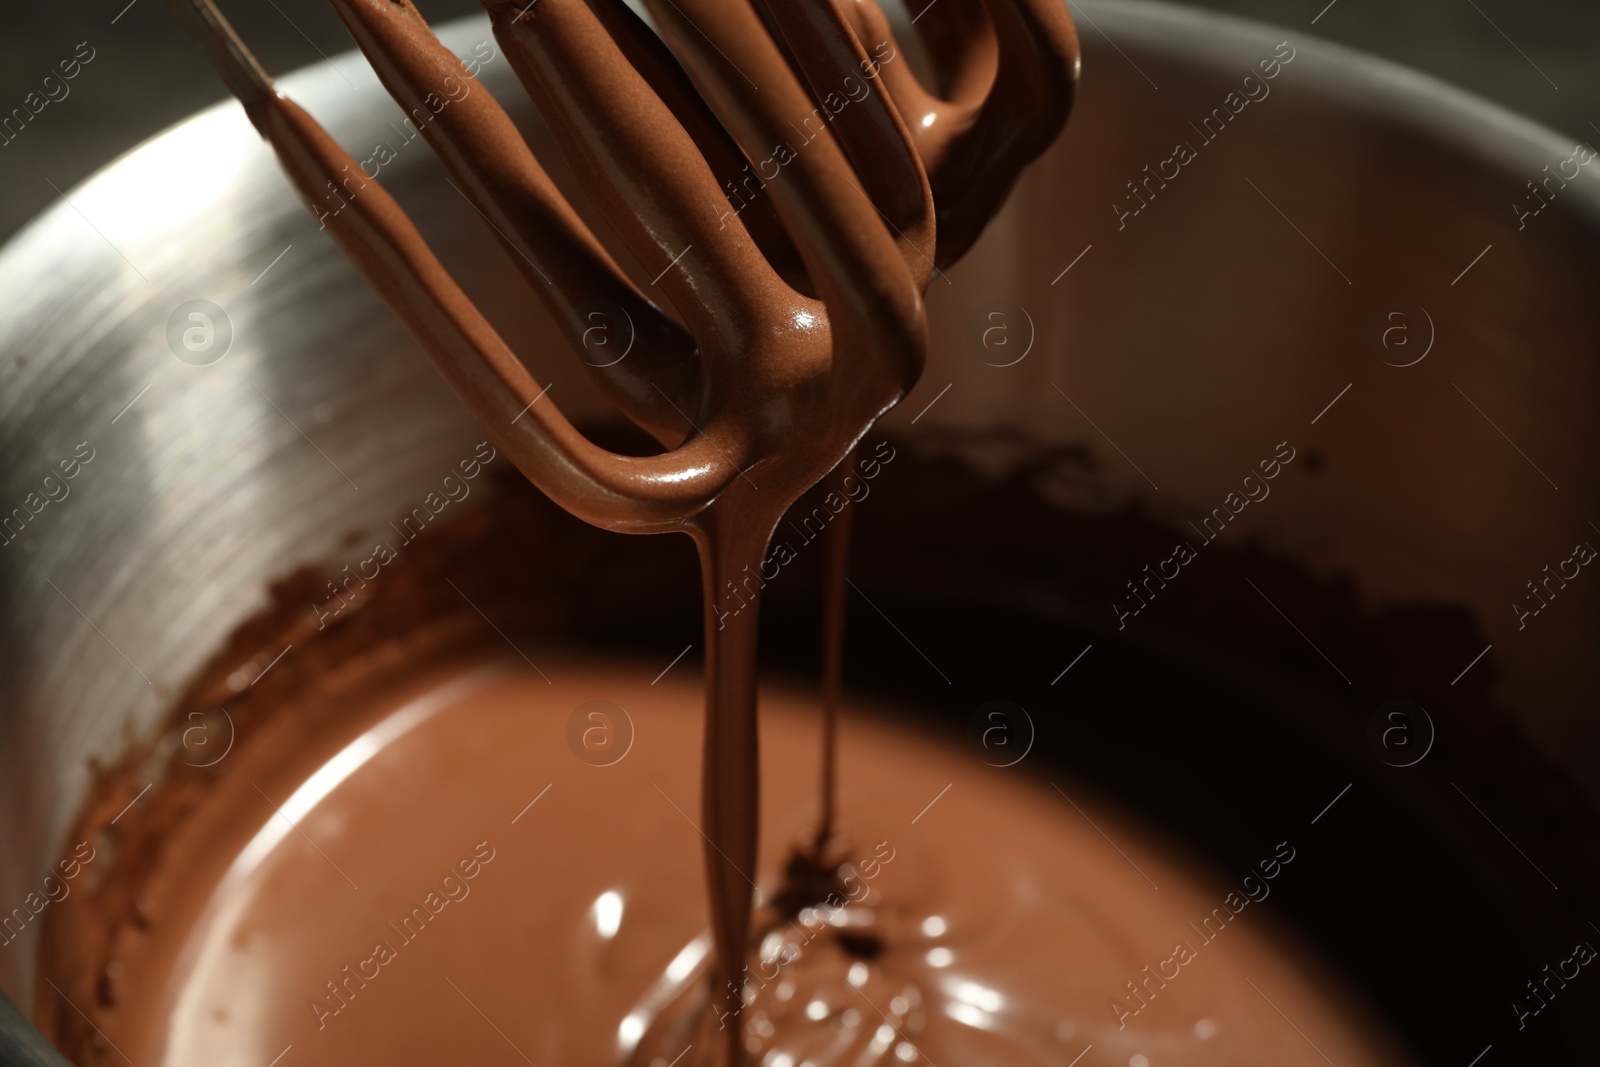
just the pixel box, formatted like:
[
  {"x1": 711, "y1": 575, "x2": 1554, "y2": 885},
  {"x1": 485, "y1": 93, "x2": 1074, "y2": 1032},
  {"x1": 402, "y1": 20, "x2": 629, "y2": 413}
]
[
  {"x1": 839, "y1": 0, "x2": 1080, "y2": 266},
  {"x1": 46, "y1": 646, "x2": 1411, "y2": 1067}
]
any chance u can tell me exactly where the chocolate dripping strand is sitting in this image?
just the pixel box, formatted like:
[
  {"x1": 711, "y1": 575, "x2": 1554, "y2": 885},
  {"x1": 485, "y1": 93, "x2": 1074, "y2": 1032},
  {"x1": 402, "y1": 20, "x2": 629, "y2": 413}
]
[{"x1": 813, "y1": 448, "x2": 858, "y2": 855}]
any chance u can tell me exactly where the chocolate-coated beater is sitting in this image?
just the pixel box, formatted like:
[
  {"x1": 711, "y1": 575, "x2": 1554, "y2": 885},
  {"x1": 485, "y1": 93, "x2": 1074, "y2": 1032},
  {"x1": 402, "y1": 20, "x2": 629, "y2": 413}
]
[
  {"x1": 167, "y1": 0, "x2": 928, "y2": 529},
  {"x1": 165, "y1": 0, "x2": 1080, "y2": 526},
  {"x1": 168, "y1": 1, "x2": 1075, "y2": 1062}
]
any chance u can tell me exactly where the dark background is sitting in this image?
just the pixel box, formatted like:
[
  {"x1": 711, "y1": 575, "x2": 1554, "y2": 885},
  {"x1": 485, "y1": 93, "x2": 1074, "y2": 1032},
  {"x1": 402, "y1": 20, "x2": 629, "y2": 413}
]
[{"x1": 0, "y1": 0, "x2": 1595, "y2": 243}]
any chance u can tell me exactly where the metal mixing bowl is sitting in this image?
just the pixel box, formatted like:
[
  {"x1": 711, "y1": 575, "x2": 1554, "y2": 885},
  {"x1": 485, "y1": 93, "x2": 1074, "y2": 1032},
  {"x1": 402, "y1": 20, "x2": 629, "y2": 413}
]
[{"x1": 3, "y1": 2, "x2": 1598, "y2": 1062}]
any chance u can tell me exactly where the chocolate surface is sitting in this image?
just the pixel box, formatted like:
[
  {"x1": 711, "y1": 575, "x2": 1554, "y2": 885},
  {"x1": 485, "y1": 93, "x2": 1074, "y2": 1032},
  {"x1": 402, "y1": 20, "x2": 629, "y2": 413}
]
[{"x1": 44, "y1": 646, "x2": 1409, "y2": 1066}]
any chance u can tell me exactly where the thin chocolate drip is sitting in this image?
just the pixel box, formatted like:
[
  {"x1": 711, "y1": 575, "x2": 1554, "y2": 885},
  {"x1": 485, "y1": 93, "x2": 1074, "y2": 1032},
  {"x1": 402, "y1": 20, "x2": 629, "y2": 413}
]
[
  {"x1": 813, "y1": 449, "x2": 857, "y2": 854},
  {"x1": 690, "y1": 509, "x2": 773, "y2": 1067}
]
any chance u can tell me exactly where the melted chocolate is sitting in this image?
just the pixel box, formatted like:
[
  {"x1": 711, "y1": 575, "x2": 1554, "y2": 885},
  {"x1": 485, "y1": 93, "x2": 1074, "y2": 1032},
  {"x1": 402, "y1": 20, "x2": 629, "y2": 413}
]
[{"x1": 45, "y1": 647, "x2": 1412, "y2": 1067}]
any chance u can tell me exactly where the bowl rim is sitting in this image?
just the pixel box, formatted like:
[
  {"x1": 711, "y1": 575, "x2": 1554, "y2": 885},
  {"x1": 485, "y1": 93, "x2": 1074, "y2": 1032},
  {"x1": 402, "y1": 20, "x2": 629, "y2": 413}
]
[
  {"x1": 1078, "y1": 0, "x2": 1600, "y2": 225},
  {"x1": 3, "y1": 0, "x2": 1598, "y2": 265}
]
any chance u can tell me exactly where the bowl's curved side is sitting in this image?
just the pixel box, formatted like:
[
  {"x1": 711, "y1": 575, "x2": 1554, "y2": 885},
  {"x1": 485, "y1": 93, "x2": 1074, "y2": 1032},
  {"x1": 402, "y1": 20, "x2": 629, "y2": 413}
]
[
  {"x1": 1089, "y1": 0, "x2": 1600, "y2": 225},
  {"x1": 896, "y1": 0, "x2": 1600, "y2": 808}
]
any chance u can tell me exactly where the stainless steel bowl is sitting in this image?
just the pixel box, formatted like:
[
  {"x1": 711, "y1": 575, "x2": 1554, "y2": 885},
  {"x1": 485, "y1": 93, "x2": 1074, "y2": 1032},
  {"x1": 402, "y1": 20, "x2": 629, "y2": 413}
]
[{"x1": 3, "y1": 2, "x2": 1599, "y2": 1062}]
